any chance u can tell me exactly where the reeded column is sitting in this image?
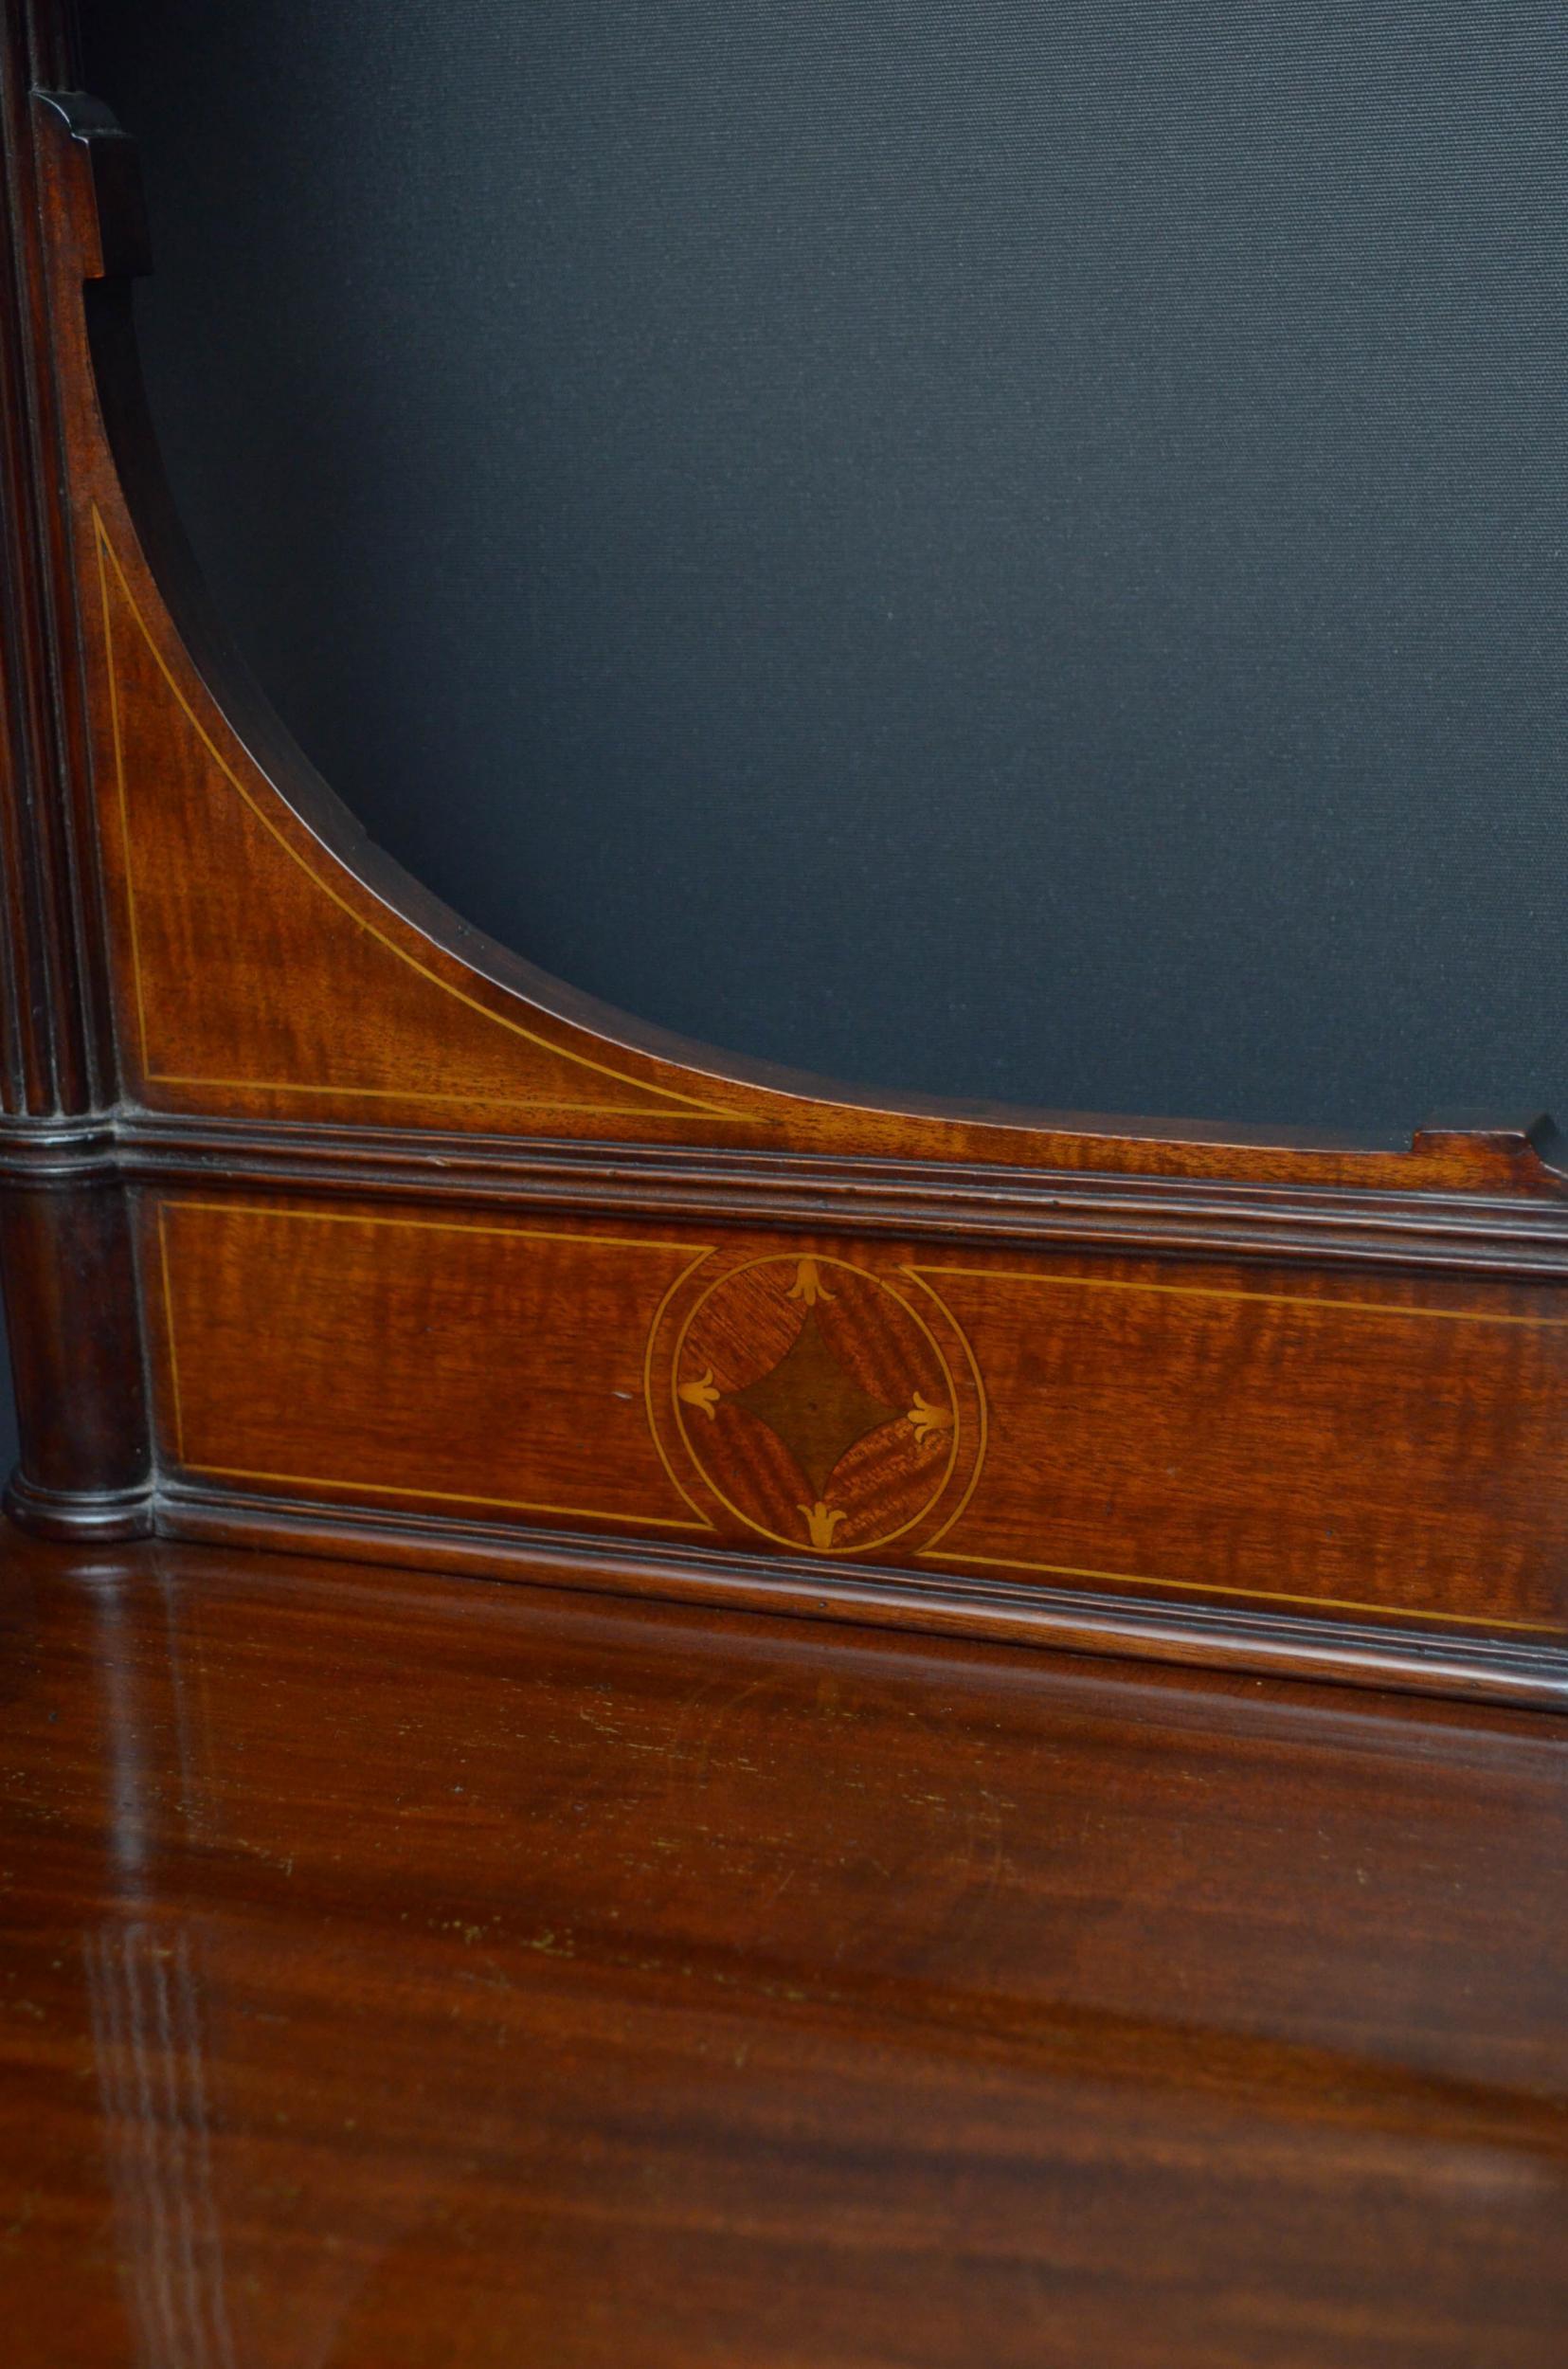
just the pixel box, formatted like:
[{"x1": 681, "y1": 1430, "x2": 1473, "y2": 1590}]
[{"x1": 0, "y1": 1, "x2": 151, "y2": 1537}]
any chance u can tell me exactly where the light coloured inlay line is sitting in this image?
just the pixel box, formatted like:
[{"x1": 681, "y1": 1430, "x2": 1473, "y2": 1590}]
[
  {"x1": 94, "y1": 505, "x2": 729, "y2": 1118},
  {"x1": 157, "y1": 1200, "x2": 710, "y2": 1533}
]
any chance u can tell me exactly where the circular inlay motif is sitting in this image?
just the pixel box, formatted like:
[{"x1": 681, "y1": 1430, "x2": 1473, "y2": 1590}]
[{"x1": 645, "y1": 1252, "x2": 984, "y2": 1557}]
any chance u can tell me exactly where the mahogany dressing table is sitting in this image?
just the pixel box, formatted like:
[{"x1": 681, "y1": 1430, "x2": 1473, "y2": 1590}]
[{"x1": 0, "y1": 5, "x2": 1564, "y2": 2360}]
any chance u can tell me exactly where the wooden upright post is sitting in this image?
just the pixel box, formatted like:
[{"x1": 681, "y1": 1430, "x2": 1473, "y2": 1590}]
[{"x1": 0, "y1": 0, "x2": 151, "y2": 1536}]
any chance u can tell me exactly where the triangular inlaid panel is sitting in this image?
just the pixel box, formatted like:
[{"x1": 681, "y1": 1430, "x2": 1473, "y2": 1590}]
[{"x1": 94, "y1": 517, "x2": 724, "y2": 1126}]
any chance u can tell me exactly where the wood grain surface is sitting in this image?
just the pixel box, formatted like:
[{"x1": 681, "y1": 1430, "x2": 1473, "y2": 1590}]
[{"x1": 3, "y1": 1527, "x2": 1567, "y2": 2367}]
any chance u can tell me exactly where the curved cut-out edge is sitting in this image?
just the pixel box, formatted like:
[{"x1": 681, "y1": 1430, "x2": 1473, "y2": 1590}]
[
  {"x1": 39, "y1": 85, "x2": 1568, "y2": 1197},
  {"x1": 92, "y1": 505, "x2": 730, "y2": 1119}
]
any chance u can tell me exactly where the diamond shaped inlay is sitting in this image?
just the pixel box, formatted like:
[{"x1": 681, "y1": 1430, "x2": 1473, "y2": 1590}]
[
  {"x1": 730, "y1": 1309, "x2": 898, "y2": 1498},
  {"x1": 654, "y1": 1251, "x2": 984, "y2": 1558}
]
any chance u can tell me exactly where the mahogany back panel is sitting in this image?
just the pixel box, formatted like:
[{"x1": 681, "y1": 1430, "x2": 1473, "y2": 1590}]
[{"x1": 2, "y1": 7, "x2": 1568, "y2": 1706}]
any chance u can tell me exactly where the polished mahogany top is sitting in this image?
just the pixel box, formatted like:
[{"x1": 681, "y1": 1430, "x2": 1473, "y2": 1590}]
[{"x1": 3, "y1": 1529, "x2": 1565, "y2": 2366}]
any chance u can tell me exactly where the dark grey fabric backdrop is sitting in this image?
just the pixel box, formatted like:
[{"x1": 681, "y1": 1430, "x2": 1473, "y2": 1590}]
[{"x1": 7, "y1": 3, "x2": 1568, "y2": 1475}]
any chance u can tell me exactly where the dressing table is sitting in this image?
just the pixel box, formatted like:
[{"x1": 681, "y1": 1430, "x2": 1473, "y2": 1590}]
[{"x1": 1, "y1": 4, "x2": 1565, "y2": 2358}]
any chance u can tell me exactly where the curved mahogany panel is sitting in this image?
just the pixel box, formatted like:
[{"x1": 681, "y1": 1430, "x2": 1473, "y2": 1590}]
[
  {"x1": 1, "y1": 44, "x2": 1566, "y2": 1705},
  {"x1": 42, "y1": 90, "x2": 1568, "y2": 1190}
]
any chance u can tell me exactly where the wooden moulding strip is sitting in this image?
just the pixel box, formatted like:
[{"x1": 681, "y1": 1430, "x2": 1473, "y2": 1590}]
[
  {"x1": 110, "y1": 1112, "x2": 1568, "y2": 1278},
  {"x1": 154, "y1": 1483, "x2": 1568, "y2": 1715}
]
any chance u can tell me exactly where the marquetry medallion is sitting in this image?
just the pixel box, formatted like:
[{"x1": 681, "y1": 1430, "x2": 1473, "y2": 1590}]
[{"x1": 646, "y1": 1252, "x2": 985, "y2": 1556}]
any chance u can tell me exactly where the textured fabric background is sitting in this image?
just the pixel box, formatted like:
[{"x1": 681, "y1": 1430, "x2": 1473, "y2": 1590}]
[{"x1": 72, "y1": 1, "x2": 1568, "y2": 1137}]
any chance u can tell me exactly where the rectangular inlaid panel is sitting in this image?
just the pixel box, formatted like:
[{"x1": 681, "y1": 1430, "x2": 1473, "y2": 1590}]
[
  {"x1": 913, "y1": 1259, "x2": 1568, "y2": 1632},
  {"x1": 150, "y1": 1198, "x2": 712, "y2": 1534},
  {"x1": 147, "y1": 1196, "x2": 1568, "y2": 1638}
]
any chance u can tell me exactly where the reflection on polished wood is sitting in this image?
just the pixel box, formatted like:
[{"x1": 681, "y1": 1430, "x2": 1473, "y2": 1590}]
[{"x1": 3, "y1": 1528, "x2": 1565, "y2": 2367}]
